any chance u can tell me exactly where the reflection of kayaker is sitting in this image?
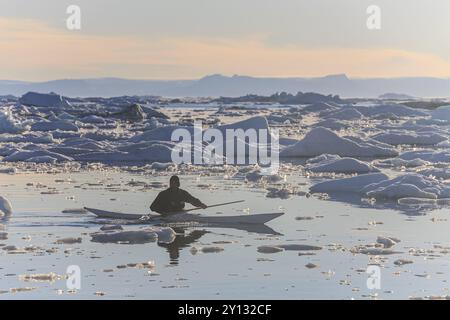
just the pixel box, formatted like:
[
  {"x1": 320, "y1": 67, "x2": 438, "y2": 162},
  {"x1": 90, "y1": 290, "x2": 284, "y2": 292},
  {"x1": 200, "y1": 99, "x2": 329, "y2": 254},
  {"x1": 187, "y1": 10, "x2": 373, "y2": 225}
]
[
  {"x1": 158, "y1": 228, "x2": 209, "y2": 264},
  {"x1": 150, "y1": 176, "x2": 207, "y2": 215}
]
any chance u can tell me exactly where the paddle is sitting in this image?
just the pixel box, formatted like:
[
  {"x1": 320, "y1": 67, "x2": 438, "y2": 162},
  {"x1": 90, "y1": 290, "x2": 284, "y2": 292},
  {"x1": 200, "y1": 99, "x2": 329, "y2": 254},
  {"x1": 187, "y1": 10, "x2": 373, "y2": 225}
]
[{"x1": 184, "y1": 200, "x2": 245, "y2": 212}]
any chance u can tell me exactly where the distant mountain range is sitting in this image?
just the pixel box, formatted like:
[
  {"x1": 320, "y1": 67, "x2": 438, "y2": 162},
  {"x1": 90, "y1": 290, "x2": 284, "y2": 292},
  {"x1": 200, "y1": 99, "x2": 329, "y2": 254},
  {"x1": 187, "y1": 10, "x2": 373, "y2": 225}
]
[{"x1": 1, "y1": 74, "x2": 450, "y2": 98}]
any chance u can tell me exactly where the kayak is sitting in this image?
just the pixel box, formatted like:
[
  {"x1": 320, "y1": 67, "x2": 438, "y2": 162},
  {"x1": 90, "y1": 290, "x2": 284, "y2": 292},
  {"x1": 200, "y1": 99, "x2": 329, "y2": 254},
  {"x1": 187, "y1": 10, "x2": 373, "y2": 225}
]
[{"x1": 84, "y1": 207, "x2": 284, "y2": 225}]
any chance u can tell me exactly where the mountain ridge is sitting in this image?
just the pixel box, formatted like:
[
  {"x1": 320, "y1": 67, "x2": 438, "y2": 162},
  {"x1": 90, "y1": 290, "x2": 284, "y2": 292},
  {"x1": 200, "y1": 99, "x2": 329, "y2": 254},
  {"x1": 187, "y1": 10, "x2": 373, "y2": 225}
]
[{"x1": 1, "y1": 74, "x2": 450, "y2": 98}]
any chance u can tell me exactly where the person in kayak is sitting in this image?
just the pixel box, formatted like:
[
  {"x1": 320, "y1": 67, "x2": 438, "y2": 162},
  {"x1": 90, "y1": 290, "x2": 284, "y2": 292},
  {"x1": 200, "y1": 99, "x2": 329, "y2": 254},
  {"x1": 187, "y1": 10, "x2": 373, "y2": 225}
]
[{"x1": 150, "y1": 175, "x2": 207, "y2": 215}]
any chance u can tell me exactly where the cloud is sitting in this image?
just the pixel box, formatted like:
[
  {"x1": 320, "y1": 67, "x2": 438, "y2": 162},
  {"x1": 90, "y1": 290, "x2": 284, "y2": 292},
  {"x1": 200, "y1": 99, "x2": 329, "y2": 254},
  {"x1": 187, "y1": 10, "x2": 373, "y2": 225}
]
[{"x1": 1, "y1": 17, "x2": 450, "y2": 81}]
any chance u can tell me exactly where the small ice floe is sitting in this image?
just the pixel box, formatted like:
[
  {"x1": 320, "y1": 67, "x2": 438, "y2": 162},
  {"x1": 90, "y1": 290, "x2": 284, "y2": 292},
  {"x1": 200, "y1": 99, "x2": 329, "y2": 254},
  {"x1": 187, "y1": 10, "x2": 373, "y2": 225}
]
[
  {"x1": 91, "y1": 227, "x2": 175, "y2": 244},
  {"x1": 375, "y1": 158, "x2": 430, "y2": 168},
  {"x1": 79, "y1": 115, "x2": 106, "y2": 124},
  {"x1": 368, "y1": 183, "x2": 437, "y2": 200},
  {"x1": 350, "y1": 246, "x2": 401, "y2": 255},
  {"x1": 437, "y1": 140, "x2": 450, "y2": 148},
  {"x1": 100, "y1": 225, "x2": 123, "y2": 231},
  {"x1": 363, "y1": 174, "x2": 450, "y2": 200},
  {"x1": 326, "y1": 108, "x2": 363, "y2": 121},
  {"x1": 277, "y1": 244, "x2": 322, "y2": 251},
  {"x1": 399, "y1": 150, "x2": 450, "y2": 163},
  {"x1": 19, "y1": 272, "x2": 64, "y2": 283},
  {"x1": 0, "y1": 167, "x2": 17, "y2": 174},
  {"x1": 91, "y1": 230, "x2": 157, "y2": 244},
  {"x1": 0, "y1": 196, "x2": 12, "y2": 217},
  {"x1": 310, "y1": 173, "x2": 388, "y2": 194},
  {"x1": 306, "y1": 156, "x2": 379, "y2": 174},
  {"x1": 190, "y1": 246, "x2": 224, "y2": 254},
  {"x1": 280, "y1": 127, "x2": 398, "y2": 158},
  {"x1": 394, "y1": 259, "x2": 413, "y2": 266},
  {"x1": 25, "y1": 156, "x2": 57, "y2": 164},
  {"x1": 313, "y1": 119, "x2": 349, "y2": 131},
  {"x1": 245, "y1": 170, "x2": 282, "y2": 183},
  {"x1": 2, "y1": 245, "x2": 18, "y2": 251},
  {"x1": 10, "y1": 287, "x2": 37, "y2": 293},
  {"x1": 154, "y1": 227, "x2": 176, "y2": 244},
  {"x1": 376, "y1": 236, "x2": 400, "y2": 248},
  {"x1": 55, "y1": 237, "x2": 82, "y2": 244},
  {"x1": 31, "y1": 119, "x2": 79, "y2": 132},
  {"x1": 418, "y1": 168, "x2": 450, "y2": 180},
  {"x1": 257, "y1": 244, "x2": 322, "y2": 253},
  {"x1": 257, "y1": 246, "x2": 284, "y2": 254},
  {"x1": 4, "y1": 150, "x2": 73, "y2": 162},
  {"x1": 150, "y1": 162, "x2": 176, "y2": 171},
  {"x1": 371, "y1": 131, "x2": 447, "y2": 146},
  {"x1": 355, "y1": 104, "x2": 427, "y2": 118},
  {"x1": 312, "y1": 173, "x2": 450, "y2": 203},
  {"x1": 431, "y1": 105, "x2": 450, "y2": 123},
  {"x1": 306, "y1": 154, "x2": 341, "y2": 165},
  {"x1": 0, "y1": 107, "x2": 28, "y2": 133},
  {"x1": 266, "y1": 187, "x2": 292, "y2": 199},
  {"x1": 19, "y1": 91, "x2": 72, "y2": 109},
  {"x1": 295, "y1": 216, "x2": 314, "y2": 221}
]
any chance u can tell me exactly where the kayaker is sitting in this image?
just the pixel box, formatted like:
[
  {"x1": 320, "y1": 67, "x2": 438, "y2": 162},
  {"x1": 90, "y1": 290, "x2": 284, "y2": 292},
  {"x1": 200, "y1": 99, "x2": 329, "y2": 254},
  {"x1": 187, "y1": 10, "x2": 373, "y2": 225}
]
[{"x1": 150, "y1": 175, "x2": 207, "y2": 215}]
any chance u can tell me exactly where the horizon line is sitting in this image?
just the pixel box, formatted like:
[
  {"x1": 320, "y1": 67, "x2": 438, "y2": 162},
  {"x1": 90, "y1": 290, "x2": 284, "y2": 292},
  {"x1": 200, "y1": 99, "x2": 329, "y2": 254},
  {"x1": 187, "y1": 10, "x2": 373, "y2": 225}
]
[{"x1": 2, "y1": 73, "x2": 450, "y2": 83}]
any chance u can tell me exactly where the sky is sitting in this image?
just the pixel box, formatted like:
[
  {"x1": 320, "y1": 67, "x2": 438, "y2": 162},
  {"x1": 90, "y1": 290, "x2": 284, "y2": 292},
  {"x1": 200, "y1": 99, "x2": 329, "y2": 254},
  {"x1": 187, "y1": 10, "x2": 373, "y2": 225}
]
[{"x1": 1, "y1": 0, "x2": 450, "y2": 81}]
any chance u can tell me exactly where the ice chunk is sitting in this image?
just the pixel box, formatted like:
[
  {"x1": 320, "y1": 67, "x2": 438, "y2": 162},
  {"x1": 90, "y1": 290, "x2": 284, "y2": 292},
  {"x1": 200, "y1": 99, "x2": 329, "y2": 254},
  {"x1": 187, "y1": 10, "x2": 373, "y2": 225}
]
[
  {"x1": 355, "y1": 104, "x2": 427, "y2": 118},
  {"x1": 431, "y1": 105, "x2": 450, "y2": 123},
  {"x1": 0, "y1": 108, "x2": 28, "y2": 133},
  {"x1": 4, "y1": 150, "x2": 73, "y2": 162},
  {"x1": 131, "y1": 125, "x2": 193, "y2": 142},
  {"x1": 326, "y1": 108, "x2": 363, "y2": 121},
  {"x1": 376, "y1": 236, "x2": 400, "y2": 248},
  {"x1": 310, "y1": 173, "x2": 389, "y2": 194},
  {"x1": 91, "y1": 229, "x2": 158, "y2": 244},
  {"x1": 307, "y1": 157, "x2": 379, "y2": 174},
  {"x1": 25, "y1": 155, "x2": 58, "y2": 164},
  {"x1": 280, "y1": 128, "x2": 398, "y2": 158},
  {"x1": 110, "y1": 104, "x2": 145, "y2": 121},
  {"x1": 79, "y1": 115, "x2": 106, "y2": 124},
  {"x1": 19, "y1": 92, "x2": 72, "y2": 109},
  {"x1": 31, "y1": 120, "x2": 79, "y2": 132},
  {"x1": 90, "y1": 227, "x2": 175, "y2": 244},
  {"x1": 0, "y1": 196, "x2": 12, "y2": 216},
  {"x1": 418, "y1": 168, "x2": 450, "y2": 180},
  {"x1": 362, "y1": 174, "x2": 450, "y2": 200},
  {"x1": 216, "y1": 116, "x2": 269, "y2": 132},
  {"x1": 367, "y1": 184, "x2": 437, "y2": 200},
  {"x1": 399, "y1": 150, "x2": 450, "y2": 163},
  {"x1": 372, "y1": 132, "x2": 447, "y2": 146},
  {"x1": 314, "y1": 119, "x2": 349, "y2": 131}
]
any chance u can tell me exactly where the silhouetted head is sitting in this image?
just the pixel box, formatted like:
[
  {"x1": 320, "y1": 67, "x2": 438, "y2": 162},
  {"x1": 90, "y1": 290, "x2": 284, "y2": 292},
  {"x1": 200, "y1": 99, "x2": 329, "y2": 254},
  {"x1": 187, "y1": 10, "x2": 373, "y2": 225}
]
[{"x1": 169, "y1": 175, "x2": 180, "y2": 189}]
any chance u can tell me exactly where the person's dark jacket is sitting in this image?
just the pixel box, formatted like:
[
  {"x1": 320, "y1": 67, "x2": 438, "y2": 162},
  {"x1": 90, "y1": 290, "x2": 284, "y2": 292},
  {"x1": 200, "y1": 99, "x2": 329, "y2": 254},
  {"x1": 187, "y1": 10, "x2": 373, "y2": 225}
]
[{"x1": 150, "y1": 187, "x2": 205, "y2": 215}]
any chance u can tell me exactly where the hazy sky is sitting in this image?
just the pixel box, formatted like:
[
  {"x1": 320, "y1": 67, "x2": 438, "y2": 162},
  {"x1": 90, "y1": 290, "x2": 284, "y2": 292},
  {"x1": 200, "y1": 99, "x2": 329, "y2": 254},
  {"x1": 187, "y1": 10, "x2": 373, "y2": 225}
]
[{"x1": 1, "y1": 0, "x2": 450, "y2": 81}]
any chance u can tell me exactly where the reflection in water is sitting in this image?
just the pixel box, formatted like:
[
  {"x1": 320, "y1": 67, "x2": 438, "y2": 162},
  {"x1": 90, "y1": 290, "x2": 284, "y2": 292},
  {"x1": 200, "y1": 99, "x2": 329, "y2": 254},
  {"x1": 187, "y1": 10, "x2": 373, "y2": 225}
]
[
  {"x1": 158, "y1": 227, "x2": 208, "y2": 265},
  {"x1": 157, "y1": 223, "x2": 283, "y2": 265},
  {"x1": 0, "y1": 223, "x2": 7, "y2": 241}
]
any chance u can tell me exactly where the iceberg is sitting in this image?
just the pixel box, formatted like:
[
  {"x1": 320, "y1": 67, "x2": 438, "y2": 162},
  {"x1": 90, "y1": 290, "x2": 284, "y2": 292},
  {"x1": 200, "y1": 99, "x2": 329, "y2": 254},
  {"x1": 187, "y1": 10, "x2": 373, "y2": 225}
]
[
  {"x1": 19, "y1": 92, "x2": 72, "y2": 109},
  {"x1": 280, "y1": 127, "x2": 398, "y2": 158}
]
